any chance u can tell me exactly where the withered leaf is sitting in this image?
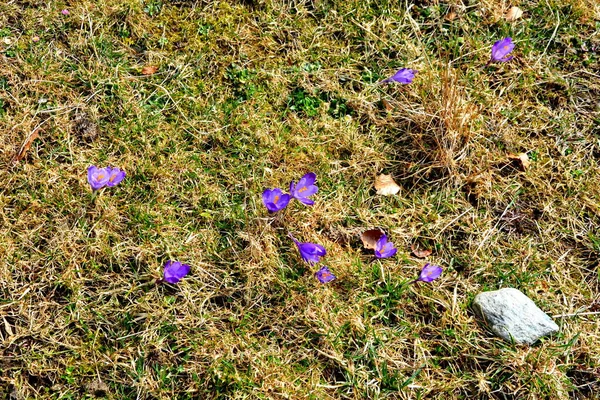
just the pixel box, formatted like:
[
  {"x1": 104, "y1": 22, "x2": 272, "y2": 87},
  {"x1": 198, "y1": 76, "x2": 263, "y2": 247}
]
[
  {"x1": 411, "y1": 244, "x2": 432, "y2": 258},
  {"x1": 361, "y1": 229, "x2": 385, "y2": 250},
  {"x1": 142, "y1": 65, "x2": 158, "y2": 75},
  {"x1": 375, "y1": 174, "x2": 400, "y2": 196},
  {"x1": 534, "y1": 280, "x2": 549, "y2": 293},
  {"x1": 508, "y1": 153, "x2": 530, "y2": 171},
  {"x1": 445, "y1": 11, "x2": 458, "y2": 21},
  {"x1": 381, "y1": 99, "x2": 393, "y2": 111},
  {"x1": 505, "y1": 6, "x2": 523, "y2": 21},
  {"x1": 13, "y1": 130, "x2": 40, "y2": 163},
  {"x1": 3, "y1": 317, "x2": 13, "y2": 336}
]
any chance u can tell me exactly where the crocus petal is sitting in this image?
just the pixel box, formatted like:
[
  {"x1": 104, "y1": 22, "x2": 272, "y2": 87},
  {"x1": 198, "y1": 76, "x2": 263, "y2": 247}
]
[
  {"x1": 383, "y1": 68, "x2": 417, "y2": 84},
  {"x1": 296, "y1": 197, "x2": 315, "y2": 206},
  {"x1": 262, "y1": 189, "x2": 275, "y2": 212},
  {"x1": 297, "y1": 172, "x2": 316, "y2": 187},
  {"x1": 297, "y1": 185, "x2": 318, "y2": 198},
  {"x1": 106, "y1": 167, "x2": 126, "y2": 187},
  {"x1": 262, "y1": 189, "x2": 273, "y2": 207},
  {"x1": 87, "y1": 165, "x2": 110, "y2": 191},
  {"x1": 265, "y1": 195, "x2": 291, "y2": 213},
  {"x1": 262, "y1": 188, "x2": 291, "y2": 213},
  {"x1": 374, "y1": 234, "x2": 397, "y2": 258},
  {"x1": 87, "y1": 166, "x2": 98, "y2": 184},
  {"x1": 378, "y1": 247, "x2": 397, "y2": 258},
  {"x1": 163, "y1": 261, "x2": 191, "y2": 284},
  {"x1": 292, "y1": 238, "x2": 326, "y2": 264},
  {"x1": 491, "y1": 37, "x2": 515, "y2": 62},
  {"x1": 417, "y1": 263, "x2": 443, "y2": 283},
  {"x1": 290, "y1": 173, "x2": 318, "y2": 205},
  {"x1": 315, "y1": 266, "x2": 336, "y2": 284},
  {"x1": 299, "y1": 243, "x2": 326, "y2": 263}
]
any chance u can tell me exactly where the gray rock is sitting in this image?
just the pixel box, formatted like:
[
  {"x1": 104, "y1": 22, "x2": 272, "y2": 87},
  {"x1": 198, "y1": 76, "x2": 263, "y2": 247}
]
[{"x1": 473, "y1": 288, "x2": 559, "y2": 344}]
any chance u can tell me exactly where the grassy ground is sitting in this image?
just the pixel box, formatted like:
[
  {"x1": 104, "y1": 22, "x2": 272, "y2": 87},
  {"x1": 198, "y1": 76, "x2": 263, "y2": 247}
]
[{"x1": 1, "y1": 0, "x2": 600, "y2": 398}]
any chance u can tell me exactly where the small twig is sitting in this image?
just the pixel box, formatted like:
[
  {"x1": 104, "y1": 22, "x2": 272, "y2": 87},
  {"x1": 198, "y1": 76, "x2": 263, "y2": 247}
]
[
  {"x1": 12, "y1": 127, "x2": 41, "y2": 163},
  {"x1": 552, "y1": 311, "x2": 600, "y2": 318}
]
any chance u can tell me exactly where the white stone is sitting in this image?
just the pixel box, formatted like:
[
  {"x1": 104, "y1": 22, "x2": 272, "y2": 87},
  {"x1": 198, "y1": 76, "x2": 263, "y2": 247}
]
[{"x1": 473, "y1": 288, "x2": 559, "y2": 344}]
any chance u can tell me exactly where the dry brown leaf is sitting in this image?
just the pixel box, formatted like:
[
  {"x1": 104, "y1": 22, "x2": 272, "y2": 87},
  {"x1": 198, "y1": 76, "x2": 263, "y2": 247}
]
[
  {"x1": 3, "y1": 317, "x2": 13, "y2": 336},
  {"x1": 505, "y1": 6, "x2": 523, "y2": 21},
  {"x1": 142, "y1": 65, "x2": 158, "y2": 75},
  {"x1": 375, "y1": 174, "x2": 400, "y2": 196},
  {"x1": 508, "y1": 153, "x2": 530, "y2": 171},
  {"x1": 381, "y1": 99, "x2": 393, "y2": 111},
  {"x1": 361, "y1": 229, "x2": 385, "y2": 250},
  {"x1": 411, "y1": 244, "x2": 432, "y2": 258},
  {"x1": 13, "y1": 130, "x2": 40, "y2": 163},
  {"x1": 445, "y1": 11, "x2": 458, "y2": 21},
  {"x1": 534, "y1": 280, "x2": 549, "y2": 293}
]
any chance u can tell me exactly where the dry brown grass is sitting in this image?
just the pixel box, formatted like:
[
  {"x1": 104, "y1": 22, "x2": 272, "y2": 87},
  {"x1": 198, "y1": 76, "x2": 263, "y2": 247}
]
[{"x1": 1, "y1": 0, "x2": 600, "y2": 399}]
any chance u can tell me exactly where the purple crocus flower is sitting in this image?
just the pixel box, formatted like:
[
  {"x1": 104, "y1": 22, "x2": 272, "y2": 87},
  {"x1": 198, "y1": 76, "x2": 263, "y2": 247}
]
[
  {"x1": 381, "y1": 68, "x2": 417, "y2": 84},
  {"x1": 490, "y1": 37, "x2": 515, "y2": 63},
  {"x1": 106, "y1": 167, "x2": 126, "y2": 187},
  {"x1": 290, "y1": 234, "x2": 326, "y2": 264},
  {"x1": 262, "y1": 188, "x2": 291, "y2": 213},
  {"x1": 374, "y1": 234, "x2": 397, "y2": 259},
  {"x1": 163, "y1": 260, "x2": 191, "y2": 284},
  {"x1": 289, "y1": 173, "x2": 318, "y2": 205},
  {"x1": 416, "y1": 263, "x2": 443, "y2": 283},
  {"x1": 87, "y1": 165, "x2": 110, "y2": 191},
  {"x1": 315, "y1": 266, "x2": 336, "y2": 284}
]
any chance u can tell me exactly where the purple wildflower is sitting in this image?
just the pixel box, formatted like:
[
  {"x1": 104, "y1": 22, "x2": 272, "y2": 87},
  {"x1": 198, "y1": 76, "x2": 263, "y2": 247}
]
[
  {"x1": 106, "y1": 167, "x2": 126, "y2": 187},
  {"x1": 315, "y1": 266, "x2": 336, "y2": 284},
  {"x1": 61, "y1": 9, "x2": 69, "y2": 15},
  {"x1": 490, "y1": 37, "x2": 515, "y2": 63},
  {"x1": 381, "y1": 68, "x2": 417, "y2": 84},
  {"x1": 374, "y1": 234, "x2": 397, "y2": 259},
  {"x1": 163, "y1": 261, "x2": 191, "y2": 284},
  {"x1": 290, "y1": 234, "x2": 326, "y2": 264},
  {"x1": 87, "y1": 166, "x2": 110, "y2": 191},
  {"x1": 416, "y1": 263, "x2": 443, "y2": 283},
  {"x1": 262, "y1": 188, "x2": 291, "y2": 213},
  {"x1": 289, "y1": 173, "x2": 318, "y2": 206}
]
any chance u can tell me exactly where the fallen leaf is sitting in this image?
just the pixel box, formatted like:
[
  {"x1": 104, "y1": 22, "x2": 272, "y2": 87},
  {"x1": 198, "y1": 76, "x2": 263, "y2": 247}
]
[
  {"x1": 13, "y1": 130, "x2": 40, "y2": 163},
  {"x1": 508, "y1": 153, "x2": 530, "y2": 171},
  {"x1": 445, "y1": 11, "x2": 458, "y2": 21},
  {"x1": 142, "y1": 65, "x2": 158, "y2": 75},
  {"x1": 411, "y1": 244, "x2": 432, "y2": 258},
  {"x1": 534, "y1": 280, "x2": 549, "y2": 293},
  {"x1": 505, "y1": 6, "x2": 523, "y2": 21},
  {"x1": 375, "y1": 174, "x2": 400, "y2": 196},
  {"x1": 3, "y1": 317, "x2": 13, "y2": 336},
  {"x1": 381, "y1": 99, "x2": 393, "y2": 111},
  {"x1": 361, "y1": 229, "x2": 385, "y2": 250}
]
